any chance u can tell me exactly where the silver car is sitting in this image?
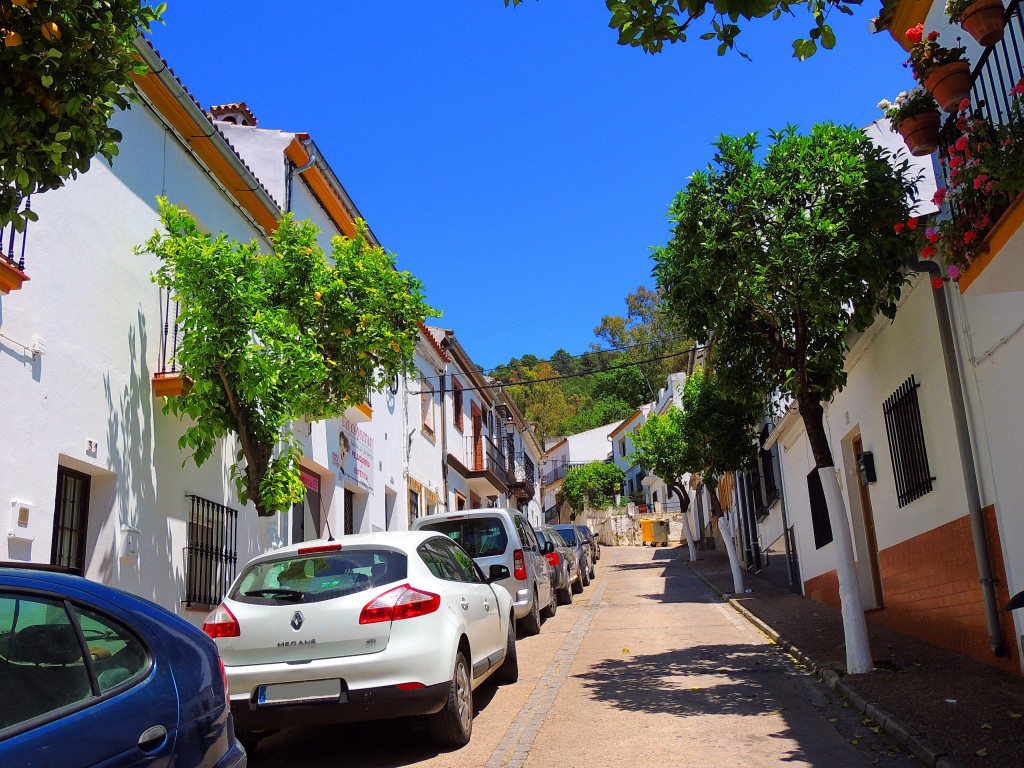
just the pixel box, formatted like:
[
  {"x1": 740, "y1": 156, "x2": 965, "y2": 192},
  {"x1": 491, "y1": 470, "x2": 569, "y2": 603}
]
[{"x1": 413, "y1": 509, "x2": 553, "y2": 636}]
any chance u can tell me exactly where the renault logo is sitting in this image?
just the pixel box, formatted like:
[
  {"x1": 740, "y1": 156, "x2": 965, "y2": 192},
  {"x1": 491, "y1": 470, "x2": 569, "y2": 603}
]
[{"x1": 290, "y1": 611, "x2": 304, "y2": 631}]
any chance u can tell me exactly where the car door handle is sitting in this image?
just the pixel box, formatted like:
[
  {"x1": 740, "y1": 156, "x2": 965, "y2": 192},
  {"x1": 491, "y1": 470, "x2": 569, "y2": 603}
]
[
  {"x1": 483, "y1": 599, "x2": 491, "y2": 611},
  {"x1": 138, "y1": 724, "x2": 168, "y2": 752},
  {"x1": 460, "y1": 598, "x2": 469, "y2": 610}
]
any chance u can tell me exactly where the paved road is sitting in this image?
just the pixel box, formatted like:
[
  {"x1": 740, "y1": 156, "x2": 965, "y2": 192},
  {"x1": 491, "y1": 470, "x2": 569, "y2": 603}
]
[{"x1": 248, "y1": 546, "x2": 919, "y2": 767}]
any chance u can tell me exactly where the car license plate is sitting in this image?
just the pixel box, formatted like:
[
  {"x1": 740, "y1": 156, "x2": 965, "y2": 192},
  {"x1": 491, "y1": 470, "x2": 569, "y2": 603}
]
[{"x1": 257, "y1": 679, "x2": 344, "y2": 706}]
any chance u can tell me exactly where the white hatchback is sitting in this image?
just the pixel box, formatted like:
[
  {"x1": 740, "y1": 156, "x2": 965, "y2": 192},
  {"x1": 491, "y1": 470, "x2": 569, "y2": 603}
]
[{"x1": 202, "y1": 531, "x2": 517, "y2": 751}]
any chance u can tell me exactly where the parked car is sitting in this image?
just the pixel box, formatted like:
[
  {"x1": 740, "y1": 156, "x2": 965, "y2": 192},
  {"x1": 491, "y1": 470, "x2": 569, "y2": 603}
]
[
  {"x1": 537, "y1": 526, "x2": 578, "y2": 604},
  {"x1": 412, "y1": 509, "x2": 553, "y2": 636},
  {"x1": 551, "y1": 524, "x2": 592, "y2": 589},
  {"x1": 204, "y1": 532, "x2": 516, "y2": 751},
  {"x1": 575, "y1": 523, "x2": 601, "y2": 565},
  {"x1": 0, "y1": 565, "x2": 246, "y2": 768}
]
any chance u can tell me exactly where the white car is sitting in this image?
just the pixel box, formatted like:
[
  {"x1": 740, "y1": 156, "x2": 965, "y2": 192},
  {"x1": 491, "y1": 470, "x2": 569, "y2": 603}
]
[{"x1": 202, "y1": 531, "x2": 518, "y2": 751}]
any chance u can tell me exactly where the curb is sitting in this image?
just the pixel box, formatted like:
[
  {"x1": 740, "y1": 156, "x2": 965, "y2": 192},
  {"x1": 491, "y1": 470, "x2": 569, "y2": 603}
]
[{"x1": 683, "y1": 560, "x2": 962, "y2": 768}]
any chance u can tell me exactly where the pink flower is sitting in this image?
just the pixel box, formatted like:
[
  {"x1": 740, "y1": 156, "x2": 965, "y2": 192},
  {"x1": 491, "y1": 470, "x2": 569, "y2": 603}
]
[
  {"x1": 959, "y1": 98, "x2": 972, "y2": 112},
  {"x1": 986, "y1": 180, "x2": 998, "y2": 194},
  {"x1": 1011, "y1": 79, "x2": 1024, "y2": 98},
  {"x1": 931, "y1": 277, "x2": 944, "y2": 290},
  {"x1": 906, "y1": 24, "x2": 924, "y2": 43},
  {"x1": 974, "y1": 174, "x2": 988, "y2": 189},
  {"x1": 947, "y1": 264, "x2": 961, "y2": 280},
  {"x1": 955, "y1": 135, "x2": 969, "y2": 151}
]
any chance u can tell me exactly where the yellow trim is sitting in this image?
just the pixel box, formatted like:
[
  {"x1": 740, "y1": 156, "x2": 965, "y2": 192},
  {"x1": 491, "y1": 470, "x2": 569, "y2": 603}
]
[
  {"x1": 354, "y1": 402, "x2": 373, "y2": 420},
  {"x1": 131, "y1": 70, "x2": 280, "y2": 235},
  {"x1": 285, "y1": 139, "x2": 358, "y2": 238},
  {"x1": 960, "y1": 193, "x2": 1024, "y2": 293},
  {"x1": 886, "y1": 0, "x2": 933, "y2": 49}
]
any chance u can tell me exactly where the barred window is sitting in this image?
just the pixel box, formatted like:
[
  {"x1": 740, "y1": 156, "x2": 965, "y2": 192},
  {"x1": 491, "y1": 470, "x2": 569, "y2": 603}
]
[
  {"x1": 883, "y1": 375, "x2": 934, "y2": 508},
  {"x1": 806, "y1": 469, "x2": 833, "y2": 550},
  {"x1": 759, "y1": 424, "x2": 779, "y2": 508},
  {"x1": 185, "y1": 496, "x2": 238, "y2": 608}
]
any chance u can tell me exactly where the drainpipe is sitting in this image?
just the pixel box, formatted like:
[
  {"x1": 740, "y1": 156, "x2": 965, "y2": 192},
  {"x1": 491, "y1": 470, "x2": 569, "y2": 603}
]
[
  {"x1": 768, "y1": 427, "x2": 801, "y2": 593},
  {"x1": 285, "y1": 138, "x2": 317, "y2": 213},
  {"x1": 914, "y1": 261, "x2": 1007, "y2": 657},
  {"x1": 439, "y1": 371, "x2": 449, "y2": 512}
]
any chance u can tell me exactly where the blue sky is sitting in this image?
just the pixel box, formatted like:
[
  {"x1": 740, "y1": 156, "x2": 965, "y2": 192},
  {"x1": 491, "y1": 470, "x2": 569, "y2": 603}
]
[{"x1": 149, "y1": 2, "x2": 913, "y2": 371}]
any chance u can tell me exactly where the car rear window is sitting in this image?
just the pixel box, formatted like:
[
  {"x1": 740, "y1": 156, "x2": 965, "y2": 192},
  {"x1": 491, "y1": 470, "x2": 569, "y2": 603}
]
[
  {"x1": 230, "y1": 549, "x2": 407, "y2": 605},
  {"x1": 553, "y1": 527, "x2": 578, "y2": 544},
  {"x1": 417, "y1": 517, "x2": 509, "y2": 557}
]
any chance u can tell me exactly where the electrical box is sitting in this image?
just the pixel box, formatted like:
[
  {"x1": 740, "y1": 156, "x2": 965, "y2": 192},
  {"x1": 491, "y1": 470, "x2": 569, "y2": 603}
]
[
  {"x1": 119, "y1": 523, "x2": 141, "y2": 560},
  {"x1": 857, "y1": 451, "x2": 877, "y2": 485}
]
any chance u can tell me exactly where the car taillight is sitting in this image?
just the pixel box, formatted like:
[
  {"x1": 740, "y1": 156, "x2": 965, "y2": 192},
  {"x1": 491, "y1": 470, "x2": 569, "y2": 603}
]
[
  {"x1": 202, "y1": 604, "x2": 240, "y2": 639},
  {"x1": 298, "y1": 543, "x2": 343, "y2": 554},
  {"x1": 513, "y1": 549, "x2": 527, "y2": 580},
  {"x1": 359, "y1": 585, "x2": 441, "y2": 624},
  {"x1": 545, "y1": 552, "x2": 561, "y2": 568},
  {"x1": 217, "y1": 656, "x2": 230, "y2": 695}
]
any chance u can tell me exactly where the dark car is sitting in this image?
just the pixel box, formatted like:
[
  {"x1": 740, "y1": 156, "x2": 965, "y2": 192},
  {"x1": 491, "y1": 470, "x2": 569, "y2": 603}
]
[
  {"x1": 538, "y1": 526, "x2": 580, "y2": 603},
  {"x1": 575, "y1": 523, "x2": 601, "y2": 565},
  {"x1": 0, "y1": 565, "x2": 246, "y2": 768},
  {"x1": 551, "y1": 525, "x2": 591, "y2": 589}
]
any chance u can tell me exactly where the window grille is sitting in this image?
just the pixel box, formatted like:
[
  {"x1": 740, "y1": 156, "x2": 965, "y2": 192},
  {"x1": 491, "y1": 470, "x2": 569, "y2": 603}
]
[
  {"x1": 883, "y1": 375, "x2": 935, "y2": 508},
  {"x1": 52, "y1": 467, "x2": 91, "y2": 574},
  {"x1": 184, "y1": 496, "x2": 238, "y2": 608},
  {"x1": 806, "y1": 469, "x2": 833, "y2": 550},
  {"x1": 759, "y1": 424, "x2": 779, "y2": 508}
]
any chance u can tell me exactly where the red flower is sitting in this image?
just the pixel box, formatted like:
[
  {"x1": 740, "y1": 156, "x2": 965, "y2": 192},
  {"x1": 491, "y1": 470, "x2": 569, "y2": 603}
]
[
  {"x1": 950, "y1": 156, "x2": 964, "y2": 169},
  {"x1": 974, "y1": 174, "x2": 988, "y2": 190},
  {"x1": 1011, "y1": 79, "x2": 1024, "y2": 98},
  {"x1": 921, "y1": 245, "x2": 937, "y2": 258},
  {"x1": 907, "y1": 217, "x2": 918, "y2": 230},
  {"x1": 964, "y1": 230, "x2": 978, "y2": 244},
  {"x1": 932, "y1": 187, "x2": 947, "y2": 204},
  {"x1": 906, "y1": 24, "x2": 924, "y2": 43},
  {"x1": 894, "y1": 222, "x2": 905, "y2": 234},
  {"x1": 927, "y1": 31, "x2": 939, "y2": 42},
  {"x1": 954, "y1": 136, "x2": 969, "y2": 151},
  {"x1": 931, "y1": 277, "x2": 944, "y2": 290}
]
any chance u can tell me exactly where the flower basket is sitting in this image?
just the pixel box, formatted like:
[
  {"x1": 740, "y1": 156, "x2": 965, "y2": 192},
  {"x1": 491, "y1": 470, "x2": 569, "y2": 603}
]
[
  {"x1": 958, "y1": 0, "x2": 1005, "y2": 47},
  {"x1": 0, "y1": 257, "x2": 30, "y2": 294},
  {"x1": 925, "y1": 60, "x2": 972, "y2": 112},
  {"x1": 152, "y1": 372, "x2": 194, "y2": 397},
  {"x1": 897, "y1": 111, "x2": 942, "y2": 156}
]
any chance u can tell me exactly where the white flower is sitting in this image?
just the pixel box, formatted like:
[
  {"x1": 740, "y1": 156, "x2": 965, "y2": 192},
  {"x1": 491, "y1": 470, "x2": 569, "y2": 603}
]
[{"x1": 877, "y1": 99, "x2": 893, "y2": 111}]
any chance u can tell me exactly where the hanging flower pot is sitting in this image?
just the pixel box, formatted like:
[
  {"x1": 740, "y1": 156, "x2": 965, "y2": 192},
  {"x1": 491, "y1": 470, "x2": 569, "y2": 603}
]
[
  {"x1": 152, "y1": 372, "x2": 194, "y2": 397},
  {"x1": 924, "y1": 60, "x2": 972, "y2": 112},
  {"x1": 0, "y1": 257, "x2": 30, "y2": 294},
  {"x1": 956, "y1": 0, "x2": 1005, "y2": 47},
  {"x1": 896, "y1": 111, "x2": 942, "y2": 156}
]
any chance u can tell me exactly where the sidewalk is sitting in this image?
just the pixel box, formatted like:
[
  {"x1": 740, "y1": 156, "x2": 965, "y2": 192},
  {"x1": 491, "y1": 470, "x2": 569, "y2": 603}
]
[{"x1": 686, "y1": 549, "x2": 1024, "y2": 768}]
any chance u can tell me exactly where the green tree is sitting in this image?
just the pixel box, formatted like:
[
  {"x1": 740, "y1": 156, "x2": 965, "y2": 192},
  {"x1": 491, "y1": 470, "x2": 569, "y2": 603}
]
[
  {"x1": 1, "y1": 0, "x2": 164, "y2": 230},
  {"x1": 503, "y1": 0, "x2": 861, "y2": 59},
  {"x1": 139, "y1": 199, "x2": 437, "y2": 517},
  {"x1": 561, "y1": 462, "x2": 625, "y2": 516},
  {"x1": 653, "y1": 124, "x2": 922, "y2": 674}
]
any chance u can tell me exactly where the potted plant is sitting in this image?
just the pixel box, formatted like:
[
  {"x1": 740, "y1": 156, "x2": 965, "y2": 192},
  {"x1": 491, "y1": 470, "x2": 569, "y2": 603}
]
[
  {"x1": 906, "y1": 24, "x2": 971, "y2": 112},
  {"x1": 946, "y1": 0, "x2": 1005, "y2": 47},
  {"x1": 880, "y1": 88, "x2": 942, "y2": 156}
]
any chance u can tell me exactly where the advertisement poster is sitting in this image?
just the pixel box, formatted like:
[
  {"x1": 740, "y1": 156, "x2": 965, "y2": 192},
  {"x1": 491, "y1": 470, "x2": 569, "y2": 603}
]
[{"x1": 331, "y1": 418, "x2": 374, "y2": 492}]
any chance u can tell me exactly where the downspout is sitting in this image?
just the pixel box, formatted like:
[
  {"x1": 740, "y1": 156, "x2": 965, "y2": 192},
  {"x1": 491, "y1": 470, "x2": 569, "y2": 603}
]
[
  {"x1": 439, "y1": 371, "x2": 449, "y2": 512},
  {"x1": 913, "y1": 261, "x2": 1007, "y2": 657},
  {"x1": 767, "y1": 426, "x2": 801, "y2": 593},
  {"x1": 285, "y1": 138, "x2": 317, "y2": 214}
]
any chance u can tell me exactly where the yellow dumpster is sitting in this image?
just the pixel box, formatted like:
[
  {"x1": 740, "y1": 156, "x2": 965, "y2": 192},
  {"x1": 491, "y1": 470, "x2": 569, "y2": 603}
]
[
  {"x1": 640, "y1": 518, "x2": 654, "y2": 546},
  {"x1": 651, "y1": 519, "x2": 669, "y2": 546}
]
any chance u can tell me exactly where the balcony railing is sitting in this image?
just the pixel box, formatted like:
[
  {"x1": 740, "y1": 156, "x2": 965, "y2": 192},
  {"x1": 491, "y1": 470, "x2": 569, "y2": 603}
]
[
  {"x1": 158, "y1": 287, "x2": 184, "y2": 376},
  {"x1": 540, "y1": 461, "x2": 589, "y2": 486},
  {"x1": 939, "y1": 0, "x2": 1024, "y2": 192},
  {"x1": 460, "y1": 434, "x2": 509, "y2": 486},
  {"x1": 509, "y1": 453, "x2": 535, "y2": 485},
  {"x1": 0, "y1": 197, "x2": 31, "y2": 292}
]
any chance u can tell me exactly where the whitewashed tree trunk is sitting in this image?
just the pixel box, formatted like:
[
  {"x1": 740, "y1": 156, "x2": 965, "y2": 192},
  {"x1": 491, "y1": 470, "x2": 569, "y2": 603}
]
[
  {"x1": 718, "y1": 513, "x2": 745, "y2": 594},
  {"x1": 819, "y1": 467, "x2": 873, "y2": 674}
]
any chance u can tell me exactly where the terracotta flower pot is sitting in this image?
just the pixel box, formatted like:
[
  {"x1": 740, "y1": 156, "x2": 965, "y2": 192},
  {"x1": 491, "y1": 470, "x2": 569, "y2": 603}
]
[
  {"x1": 152, "y1": 372, "x2": 194, "y2": 397},
  {"x1": 896, "y1": 111, "x2": 942, "y2": 156},
  {"x1": 959, "y1": 0, "x2": 1005, "y2": 47},
  {"x1": 925, "y1": 60, "x2": 973, "y2": 112},
  {"x1": 0, "y1": 257, "x2": 30, "y2": 294}
]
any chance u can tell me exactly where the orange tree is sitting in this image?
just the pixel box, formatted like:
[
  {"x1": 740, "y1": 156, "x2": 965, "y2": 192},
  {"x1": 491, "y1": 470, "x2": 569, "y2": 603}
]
[{"x1": 0, "y1": 0, "x2": 163, "y2": 230}]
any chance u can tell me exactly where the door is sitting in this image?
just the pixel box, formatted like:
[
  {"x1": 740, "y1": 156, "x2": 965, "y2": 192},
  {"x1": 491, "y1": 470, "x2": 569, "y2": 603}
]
[
  {"x1": 344, "y1": 489, "x2": 355, "y2": 535},
  {"x1": 472, "y1": 405, "x2": 483, "y2": 470},
  {"x1": 853, "y1": 435, "x2": 884, "y2": 608},
  {"x1": 52, "y1": 467, "x2": 90, "y2": 575}
]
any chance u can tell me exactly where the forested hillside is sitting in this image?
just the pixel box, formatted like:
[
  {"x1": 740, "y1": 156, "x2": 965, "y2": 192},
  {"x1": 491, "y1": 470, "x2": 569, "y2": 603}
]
[{"x1": 491, "y1": 287, "x2": 692, "y2": 443}]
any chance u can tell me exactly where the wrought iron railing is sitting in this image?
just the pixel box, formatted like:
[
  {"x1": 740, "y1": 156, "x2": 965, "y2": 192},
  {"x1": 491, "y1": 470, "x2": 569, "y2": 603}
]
[
  {"x1": 1, "y1": 197, "x2": 31, "y2": 274},
  {"x1": 462, "y1": 434, "x2": 508, "y2": 486},
  {"x1": 184, "y1": 495, "x2": 238, "y2": 607},
  {"x1": 543, "y1": 504, "x2": 560, "y2": 523},
  {"x1": 938, "y1": 1, "x2": 1024, "y2": 194},
  {"x1": 540, "y1": 461, "x2": 589, "y2": 486},
  {"x1": 509, "y1": 453, "x2": 536, "y2": 486},
  {"x1": 883, "y1": 375, "x2": 935, "y2": 508}
]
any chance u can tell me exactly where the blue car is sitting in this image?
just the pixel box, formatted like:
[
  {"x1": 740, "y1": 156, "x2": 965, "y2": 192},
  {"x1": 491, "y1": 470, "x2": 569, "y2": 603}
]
[{"x1": 0, "y1": 565, "x2": 245, "y2": 768}]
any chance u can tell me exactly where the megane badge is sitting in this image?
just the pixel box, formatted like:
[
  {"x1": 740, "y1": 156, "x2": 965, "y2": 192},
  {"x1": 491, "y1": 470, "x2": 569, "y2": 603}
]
[{"x1": 290, "y1": 611, "x2": 304, "y2": 631}]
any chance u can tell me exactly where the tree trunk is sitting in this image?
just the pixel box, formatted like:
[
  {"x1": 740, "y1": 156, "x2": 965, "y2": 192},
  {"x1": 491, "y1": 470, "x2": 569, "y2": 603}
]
[
  {"x1": 798, "y1": 395, "x2": 873, "y2": 674},
  {"x1": 673, "y1": 483, "x2": 698, "y2": 562},
  {"x1": 718, "y1": 512, "x2": 745, "y2": 594}
]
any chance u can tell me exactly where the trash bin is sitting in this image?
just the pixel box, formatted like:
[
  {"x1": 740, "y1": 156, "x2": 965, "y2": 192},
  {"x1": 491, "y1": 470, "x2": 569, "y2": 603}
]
[
  {"x1": 651, "y1": 519, "x2": 669, "y2": 546},
  {"x1": 640, "y1": 518, "x2": 654, "y2": 546}
]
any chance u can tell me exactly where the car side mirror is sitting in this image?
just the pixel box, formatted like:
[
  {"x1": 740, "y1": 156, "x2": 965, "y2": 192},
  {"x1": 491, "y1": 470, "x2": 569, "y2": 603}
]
[
  {"x1": 543, "y1": 541, "x2": 555, "y2": 555},
  {"x1": 488, "y1": 564, "x2": 511, "y2": 583}
]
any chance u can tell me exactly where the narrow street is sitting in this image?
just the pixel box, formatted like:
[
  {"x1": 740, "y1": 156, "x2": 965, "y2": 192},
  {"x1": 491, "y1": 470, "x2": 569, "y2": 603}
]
[{"x1": 247, "y1": 546, "x2": 918, "y2": 767}]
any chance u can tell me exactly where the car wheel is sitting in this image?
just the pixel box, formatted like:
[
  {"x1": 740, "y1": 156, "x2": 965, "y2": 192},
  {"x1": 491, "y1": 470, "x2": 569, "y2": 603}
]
[
  {"x1": 429, "y1": 651, "x2": 473, "y2": 747},
  {"x1": 493, "y1": 615, "x2": 519, "y2": 684},
  {"x1": 557, "y1": 581, "x2": 574, "y2": 605},
  {"x1": 518, "y1": 589, "x2": 542, "y2": 636},
  {"x1": 570, "y1": 570, "x2": 583, "y2": 595},
  {"x1": 581, "y1": 560, "x2": 591, "y2": 587},
  {"x1": 589, "y1": 562, "x2": 596, "y2": 580},
  {"x1": 237, "y1": 730, "x2": 274, "y2": 755},
  {"x1": 541, "y1": 582, "x2": 557, "y2": 619}
]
